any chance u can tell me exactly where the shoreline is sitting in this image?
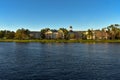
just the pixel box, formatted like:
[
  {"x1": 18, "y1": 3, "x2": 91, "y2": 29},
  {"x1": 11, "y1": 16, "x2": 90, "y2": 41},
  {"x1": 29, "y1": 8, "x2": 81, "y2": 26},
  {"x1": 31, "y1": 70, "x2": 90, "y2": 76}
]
[{"x1": 0, "y1": 39, "x2": 120, "y2": 43}]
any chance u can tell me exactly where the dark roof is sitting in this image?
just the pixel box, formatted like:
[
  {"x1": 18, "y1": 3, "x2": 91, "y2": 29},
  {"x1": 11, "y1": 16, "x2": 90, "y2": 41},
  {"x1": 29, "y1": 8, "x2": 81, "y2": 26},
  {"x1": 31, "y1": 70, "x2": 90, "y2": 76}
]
[
  {"x1": 30, "y1": 31, "x2": 41, "y2": 33},
  {"x1": 51, "y1": 30, "x2": 58, "y2": 32}
]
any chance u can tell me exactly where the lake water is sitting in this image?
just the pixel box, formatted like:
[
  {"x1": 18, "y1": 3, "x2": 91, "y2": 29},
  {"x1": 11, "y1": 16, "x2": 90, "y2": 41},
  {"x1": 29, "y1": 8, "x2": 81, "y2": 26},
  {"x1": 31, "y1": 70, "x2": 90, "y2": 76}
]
[{"x1": 0, "y1": 42, "x2": 120, "y2": 80}]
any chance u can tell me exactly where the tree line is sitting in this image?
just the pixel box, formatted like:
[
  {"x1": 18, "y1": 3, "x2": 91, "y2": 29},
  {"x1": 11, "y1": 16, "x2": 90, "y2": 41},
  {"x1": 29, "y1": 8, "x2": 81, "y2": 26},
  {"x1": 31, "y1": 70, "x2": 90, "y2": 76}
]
[
  {"x1": 0, "y1": 28, "x2": 30, "y2": 40},
  {"x1": 0, "y1": 24, "x2": 120, "y2": 40},
  {"x1": 87, "y1": 24, "x2": 120, "y2": 40},
  {"x1": 0, "y1": 28, "x2": 69, "y2": 40}
]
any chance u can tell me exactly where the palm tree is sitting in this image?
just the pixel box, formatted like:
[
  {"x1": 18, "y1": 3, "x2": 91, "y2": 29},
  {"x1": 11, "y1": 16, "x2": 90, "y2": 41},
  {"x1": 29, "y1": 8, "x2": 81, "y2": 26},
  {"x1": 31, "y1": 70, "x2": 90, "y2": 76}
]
[{"x1": 107, "y1": 24, "x2": 120, "y2": 39}]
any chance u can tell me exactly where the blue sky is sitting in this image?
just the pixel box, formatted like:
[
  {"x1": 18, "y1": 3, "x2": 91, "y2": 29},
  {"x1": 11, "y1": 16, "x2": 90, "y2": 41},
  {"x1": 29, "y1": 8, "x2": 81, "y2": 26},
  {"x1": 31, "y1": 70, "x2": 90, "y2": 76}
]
[{"x1": 0, "y1": 0, "x2": 120, "y2": 31}]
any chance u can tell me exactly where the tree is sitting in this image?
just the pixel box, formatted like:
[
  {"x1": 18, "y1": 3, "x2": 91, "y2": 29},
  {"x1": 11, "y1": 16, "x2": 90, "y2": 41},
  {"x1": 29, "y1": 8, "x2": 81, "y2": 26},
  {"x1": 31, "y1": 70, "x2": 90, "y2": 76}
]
[
  {"x1": 87, "y1": 29, "x2": 93, "y2": 39},
  {"x1": 40, "y1": 28, "x2": 50, "y2": 39},
  {"x1": 4, "y1": 31, "x2": 15, "y2": 39},
  {"x1": 69, "y1": 26, "x2": 73, "y2": 32},
  {"x1": 15, "y1": 28, "x2": 30, "y2": 40},
  {"x1": 0, "y1": 30, "x2": 5, "y2": 39},
  {"x1": 0, "y1": 30, "x2": 15, "y2": 39},
  {"x1": 59, "y1": 28, "x2": 69, "y2": 39},
  {"x1": 107, "y1": 24, "x2": 120, "y2": 39}
]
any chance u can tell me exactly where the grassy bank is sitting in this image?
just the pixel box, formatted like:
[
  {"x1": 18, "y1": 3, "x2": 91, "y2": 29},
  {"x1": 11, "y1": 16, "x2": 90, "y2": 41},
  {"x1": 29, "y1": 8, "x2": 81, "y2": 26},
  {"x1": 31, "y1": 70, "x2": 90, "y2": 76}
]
[{"x1": 0, "y1": 39, "x2": 120, "y2": 43}]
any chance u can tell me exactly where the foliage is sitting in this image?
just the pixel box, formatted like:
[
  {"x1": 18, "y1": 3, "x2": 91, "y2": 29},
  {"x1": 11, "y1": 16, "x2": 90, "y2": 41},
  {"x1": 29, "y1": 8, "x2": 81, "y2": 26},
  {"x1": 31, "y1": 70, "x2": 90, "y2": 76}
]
[
  {"x1": 40, "y1": 28, "x2": 50, "y2": 39},
  {"x1": 0, "y1": 31, "x2": 5, "y2": 38},
  {"x1": 1, "y1": 24, "x2": 120, "y2": 40},
  {"x1": 5, "y1": 31, "x2": 15, "y2": 39},
  {"x1": 87, "y1": 29, "x2": 93, "y2": 39},
  {"x1": 107, "y1": 24, "x2": 120, "y2": 39},
  {"x1": 69, "y1": 26, "x2": 73, "y2": 32},
  {"x1": 59, "y1": 28, "x2": 69, "y2": 39},
  {"x1": 0, "y1": 30, "x2": 15, "y2": 39},
  {"x1": 15, "y1": 28, "x2": 30, "y2": 40}
]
